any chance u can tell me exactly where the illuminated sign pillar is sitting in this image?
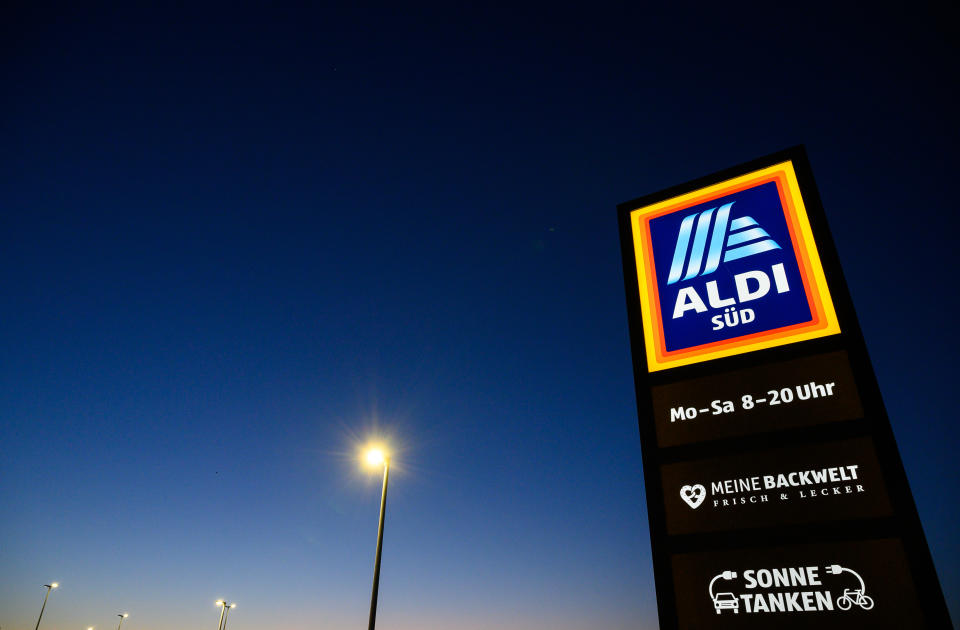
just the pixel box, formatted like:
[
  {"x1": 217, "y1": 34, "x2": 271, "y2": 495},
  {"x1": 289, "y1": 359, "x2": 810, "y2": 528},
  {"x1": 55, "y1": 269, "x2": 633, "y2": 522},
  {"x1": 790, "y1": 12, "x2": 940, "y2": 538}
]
[{"x1": 617, "y1": 146, "x2": 951, "y2": 629}]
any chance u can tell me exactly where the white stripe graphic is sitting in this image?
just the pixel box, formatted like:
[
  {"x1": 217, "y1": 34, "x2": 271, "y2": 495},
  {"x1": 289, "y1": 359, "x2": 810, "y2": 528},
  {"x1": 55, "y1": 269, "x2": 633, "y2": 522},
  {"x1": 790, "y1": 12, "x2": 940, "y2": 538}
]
[{"x1": 665, "y1": 202, "x2": 781, "y2": 285}]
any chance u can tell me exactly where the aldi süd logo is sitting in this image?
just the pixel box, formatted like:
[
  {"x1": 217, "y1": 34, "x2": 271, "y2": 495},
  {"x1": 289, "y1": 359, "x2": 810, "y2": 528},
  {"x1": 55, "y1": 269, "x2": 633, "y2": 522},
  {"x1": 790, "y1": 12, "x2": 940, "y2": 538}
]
[{"x1": 629, "y1": 161, "x2": 840, "y2": 371}]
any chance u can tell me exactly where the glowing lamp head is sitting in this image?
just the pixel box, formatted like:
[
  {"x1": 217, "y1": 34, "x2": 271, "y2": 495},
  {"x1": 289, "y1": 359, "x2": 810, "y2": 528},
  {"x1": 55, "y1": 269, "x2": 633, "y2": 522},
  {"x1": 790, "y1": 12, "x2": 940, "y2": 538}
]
[
  {"x1": 216, "y1": 600, "x2": 225, "y2": 606},
  {"x1": 50, "y1": 583, "x2": 59, "y2": 589},
  {"x1": 364, "y1": 447, "x2": 387, "y2": 468},
  {"x1": 230, "y1": 603, "x2": 237, "y2": 609},
  {"x1": 122, "y1": 614, "x2": 129, "y2": 618}
]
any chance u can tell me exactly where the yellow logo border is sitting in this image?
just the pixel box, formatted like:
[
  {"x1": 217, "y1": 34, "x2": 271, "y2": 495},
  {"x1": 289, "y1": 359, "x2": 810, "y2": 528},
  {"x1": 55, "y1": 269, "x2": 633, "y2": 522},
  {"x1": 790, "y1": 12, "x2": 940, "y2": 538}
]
[{"x1": 630, "y1": 161, "x2": 840, "y2": 372}]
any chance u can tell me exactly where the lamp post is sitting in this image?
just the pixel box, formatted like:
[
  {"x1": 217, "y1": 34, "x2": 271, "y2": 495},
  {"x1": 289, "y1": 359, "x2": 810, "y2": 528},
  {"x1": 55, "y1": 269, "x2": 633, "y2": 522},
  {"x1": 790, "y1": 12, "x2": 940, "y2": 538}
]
[
  {"x1": 364, "y1": 447, "x2": 390, "y2": 630},
  {"x1": 215, "y1": 601, "x2": 227, "y2": 630},
  {"x1": 116, "y1": 613, "x2": 128, "y2": 630},
  {"x1": 220, "y1": 602, "x2": 236, "y2": 630},
  {"x1": 34, "y1": 583, "x2": 58, "y2": 630}
]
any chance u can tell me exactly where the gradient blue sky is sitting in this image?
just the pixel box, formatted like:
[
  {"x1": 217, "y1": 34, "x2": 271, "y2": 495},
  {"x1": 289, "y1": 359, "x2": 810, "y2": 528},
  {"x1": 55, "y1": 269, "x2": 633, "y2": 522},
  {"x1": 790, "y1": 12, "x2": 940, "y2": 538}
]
[{"x1": 2, "y1": 4, "x2": 957, "y2": 630}]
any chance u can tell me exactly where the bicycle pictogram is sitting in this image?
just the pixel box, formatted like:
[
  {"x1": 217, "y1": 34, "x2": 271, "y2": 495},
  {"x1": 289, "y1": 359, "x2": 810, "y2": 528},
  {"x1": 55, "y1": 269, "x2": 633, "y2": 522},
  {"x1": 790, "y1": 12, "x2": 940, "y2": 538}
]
[{"x1": 825, "y1": 564, "x2": 874, "y2": 611}]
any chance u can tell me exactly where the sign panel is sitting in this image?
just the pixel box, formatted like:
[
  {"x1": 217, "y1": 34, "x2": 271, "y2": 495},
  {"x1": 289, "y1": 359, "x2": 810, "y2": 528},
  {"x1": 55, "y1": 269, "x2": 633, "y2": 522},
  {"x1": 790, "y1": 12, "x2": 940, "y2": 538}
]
[
  {"x1": 651, "y1": 351, "x2": 863, "y2": 446},
  {"x1": 671, "y1": 539, "x2": 923, "y2": 629},
  {"x1": 628, "y1": 160, "x2": 840, "y2": 372},
  {"x1": 661, "y1": 437, "x2": 891, "y2": 535},
  {"x1": 617, "y1": 147, "x2": 951, "y2": 629}
]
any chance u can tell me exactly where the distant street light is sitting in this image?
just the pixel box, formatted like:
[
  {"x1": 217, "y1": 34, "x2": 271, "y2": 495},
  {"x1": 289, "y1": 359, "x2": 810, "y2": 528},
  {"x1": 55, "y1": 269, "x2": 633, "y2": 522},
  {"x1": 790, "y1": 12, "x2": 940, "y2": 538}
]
[
  {"x1": 34, "y1": 583, "x2": 59, "y2": 630},
  {"x1": 215, "y1": 601, "x2": 235, "y2": 630},
  {"x1": 363, "y1": 446, "x2": 391, "y2": 630},
  {"x1": 116, "y1": 612, "x2": 129, "y2": 630}
]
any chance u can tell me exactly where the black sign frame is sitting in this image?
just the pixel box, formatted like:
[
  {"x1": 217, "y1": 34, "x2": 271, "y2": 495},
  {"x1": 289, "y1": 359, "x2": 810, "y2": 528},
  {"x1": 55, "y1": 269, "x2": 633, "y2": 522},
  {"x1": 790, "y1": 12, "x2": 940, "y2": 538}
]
[{"x1": 617, "y1": 146, "x2": 951, "y2": 629}]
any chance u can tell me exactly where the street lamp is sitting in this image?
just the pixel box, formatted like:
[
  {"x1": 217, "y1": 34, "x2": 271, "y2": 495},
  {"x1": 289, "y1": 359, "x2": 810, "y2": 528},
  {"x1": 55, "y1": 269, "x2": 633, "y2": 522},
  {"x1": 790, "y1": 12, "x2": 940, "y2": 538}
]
[
  {"x1": 116, "y1": 613, "x2": 129, "y2": 630},
  {"x1": 363, "y1": 446, "x2": 390, "y2": 630},
  {"x1": 215, "y1": 601, "x2": 236, "y2": 630},
  {"x1": 220, "y1": 602, "x2": 236, "y2": 630},
  {"x1": 34, "y1": 582, "x2": 58, "y2": 630}
]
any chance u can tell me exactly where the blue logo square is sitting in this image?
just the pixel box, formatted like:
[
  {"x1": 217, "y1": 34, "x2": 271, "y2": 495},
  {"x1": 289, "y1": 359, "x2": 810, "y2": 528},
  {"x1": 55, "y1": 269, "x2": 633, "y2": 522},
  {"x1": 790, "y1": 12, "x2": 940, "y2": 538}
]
[{"x1": 648, "y1": 182, "x2": 812, "y2": 352}]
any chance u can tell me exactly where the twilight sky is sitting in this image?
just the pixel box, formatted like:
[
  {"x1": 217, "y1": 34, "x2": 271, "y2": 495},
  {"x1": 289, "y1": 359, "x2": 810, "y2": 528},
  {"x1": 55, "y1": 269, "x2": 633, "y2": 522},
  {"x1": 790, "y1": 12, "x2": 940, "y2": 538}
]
[{"x1": 1, "y1": 4, "x2": 957, "y2": 630}]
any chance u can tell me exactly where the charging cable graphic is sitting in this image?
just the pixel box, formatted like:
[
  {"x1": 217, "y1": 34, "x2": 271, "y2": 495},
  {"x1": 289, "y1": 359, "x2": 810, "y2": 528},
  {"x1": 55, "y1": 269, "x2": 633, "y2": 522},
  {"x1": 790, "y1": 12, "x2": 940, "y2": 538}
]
[
  {"x1": 708, "y1": 571, "x2": 739, "y2": 614},
  {"x1": 825, "y1": 565, "x2": 874, "y2": 611}
]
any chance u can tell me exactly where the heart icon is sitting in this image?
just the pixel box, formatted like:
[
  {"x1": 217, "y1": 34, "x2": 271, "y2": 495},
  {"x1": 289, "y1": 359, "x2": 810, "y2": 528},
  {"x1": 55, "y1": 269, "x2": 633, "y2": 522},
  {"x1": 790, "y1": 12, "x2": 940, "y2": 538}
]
[{"x1": 680, "y1": 484, "x2": 706, "y2": 509}]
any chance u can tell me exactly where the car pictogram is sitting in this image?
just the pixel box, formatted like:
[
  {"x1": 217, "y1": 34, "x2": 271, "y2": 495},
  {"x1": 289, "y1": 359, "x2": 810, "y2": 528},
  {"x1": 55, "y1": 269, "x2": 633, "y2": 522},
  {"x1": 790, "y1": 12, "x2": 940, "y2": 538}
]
[{"x1": 713, "y1": 592, "x2": 740, "y2": 614}]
